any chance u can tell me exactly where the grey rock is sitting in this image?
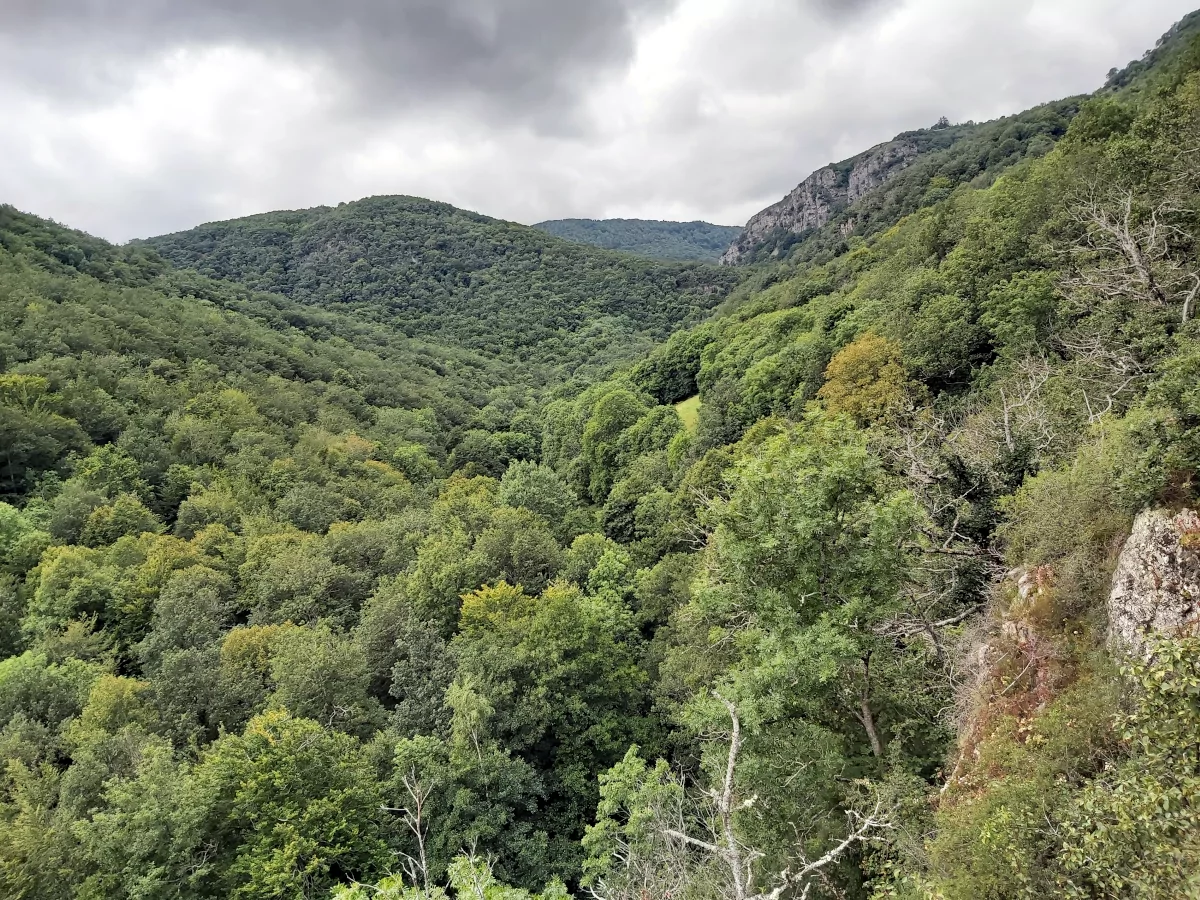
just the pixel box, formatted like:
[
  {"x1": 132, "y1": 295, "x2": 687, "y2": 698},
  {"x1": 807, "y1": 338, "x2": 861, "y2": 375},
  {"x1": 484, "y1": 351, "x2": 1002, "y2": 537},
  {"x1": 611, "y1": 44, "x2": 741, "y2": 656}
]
[
  {"x1": 1107, "y1": 508, "x2": 1200, "y2": 655},
  {"x1": 720, "y1": 138, "x2": 920, "y2": 265}
]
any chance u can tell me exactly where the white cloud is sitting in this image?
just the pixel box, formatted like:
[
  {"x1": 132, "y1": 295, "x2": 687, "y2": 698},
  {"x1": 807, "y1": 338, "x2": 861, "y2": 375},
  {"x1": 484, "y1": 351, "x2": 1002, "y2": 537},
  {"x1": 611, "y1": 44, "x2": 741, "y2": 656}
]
[{"x1": 1, "y1": 0, "x2": 1196, "y2": 241}]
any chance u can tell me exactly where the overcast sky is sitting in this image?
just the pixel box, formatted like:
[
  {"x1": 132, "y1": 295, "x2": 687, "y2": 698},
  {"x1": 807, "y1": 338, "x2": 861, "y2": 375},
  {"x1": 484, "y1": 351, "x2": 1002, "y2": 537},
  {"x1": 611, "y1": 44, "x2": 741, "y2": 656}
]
[{"x1": 2, "y1": 0, "x2": 1196, "y2": 242}]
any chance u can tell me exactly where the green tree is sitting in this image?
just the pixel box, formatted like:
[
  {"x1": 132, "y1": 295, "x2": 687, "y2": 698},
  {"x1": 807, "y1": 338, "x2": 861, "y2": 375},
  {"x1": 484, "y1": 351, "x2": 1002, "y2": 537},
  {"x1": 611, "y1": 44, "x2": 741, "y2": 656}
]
[
  {"x1": 187, "y1": 710, "x2": 390, "y2": 900},
  {"x1": 268, "y1": 623, "x2": 383, "y2": 737}
]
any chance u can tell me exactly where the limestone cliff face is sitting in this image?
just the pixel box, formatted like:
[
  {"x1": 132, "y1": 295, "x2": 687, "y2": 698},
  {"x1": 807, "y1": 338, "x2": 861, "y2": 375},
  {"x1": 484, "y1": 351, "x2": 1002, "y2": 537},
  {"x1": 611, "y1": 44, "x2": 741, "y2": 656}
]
[
  {"x1": 720, "y1": 138, "x2": 921, "y2": 265},
  {"x1": 1108, "y1": 508, "x2": 1200, "y2": 655}
]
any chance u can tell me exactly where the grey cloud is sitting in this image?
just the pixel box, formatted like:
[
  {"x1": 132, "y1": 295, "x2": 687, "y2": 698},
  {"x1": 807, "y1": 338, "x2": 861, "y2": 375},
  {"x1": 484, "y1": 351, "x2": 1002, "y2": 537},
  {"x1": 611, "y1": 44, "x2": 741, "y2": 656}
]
[
  {"x1": 3, "y1": 0, "x2": 1199, "y2": 243},
  {"x1": 2, "y1": 0, "x2": 673, "y2": 126},
  {"x1": 809, "y1": 0, "x2": 895, "y2": 20}
]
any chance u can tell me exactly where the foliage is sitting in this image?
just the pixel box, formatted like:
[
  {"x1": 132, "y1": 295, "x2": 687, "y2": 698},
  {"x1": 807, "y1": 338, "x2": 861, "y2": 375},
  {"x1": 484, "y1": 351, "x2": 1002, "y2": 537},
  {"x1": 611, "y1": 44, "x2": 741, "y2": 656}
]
[
  {"x1": 3, "y1": 12, "x2": 1200, "y2": 900},
  {"x1": 1058, "y1": 636, "x2": 1200, "y2": 898},
  {"x1": 817, "y1": 333, "x2": 914, "y2": 425},
  {"x1": 533, "y1": 218, "x2": 742, "y2": 263},
  {"x1": 143, "y1": 197, "x2": 741, "y2": 379},
  {"x1": 733, "y1": 99, "x2": 1081, "y2": 265}
]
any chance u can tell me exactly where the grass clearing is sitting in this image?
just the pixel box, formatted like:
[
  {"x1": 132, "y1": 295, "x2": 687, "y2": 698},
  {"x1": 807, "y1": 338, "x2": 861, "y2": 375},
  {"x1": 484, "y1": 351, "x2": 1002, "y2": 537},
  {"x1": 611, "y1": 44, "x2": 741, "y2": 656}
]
[{"x1": 674, "y1": 395, "x2": 701, "y2": 432}]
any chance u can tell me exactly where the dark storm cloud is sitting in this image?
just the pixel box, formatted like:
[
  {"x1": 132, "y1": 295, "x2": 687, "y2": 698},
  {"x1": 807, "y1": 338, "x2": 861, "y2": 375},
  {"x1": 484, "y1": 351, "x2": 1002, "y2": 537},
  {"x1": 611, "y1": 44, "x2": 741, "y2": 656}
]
[{"x1": 2, "y1": 0, "x2": 672, "y2": 122}]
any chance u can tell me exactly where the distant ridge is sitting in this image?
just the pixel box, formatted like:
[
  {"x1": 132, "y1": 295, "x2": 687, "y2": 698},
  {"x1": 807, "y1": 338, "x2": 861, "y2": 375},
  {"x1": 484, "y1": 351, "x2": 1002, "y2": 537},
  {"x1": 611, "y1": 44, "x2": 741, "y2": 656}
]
[
  {"x1": 533, "y1": 218, "x2": 741, "y2": 262},
  {"x1": 140, "y1": 196, "x2": 740, "y2": 378}
]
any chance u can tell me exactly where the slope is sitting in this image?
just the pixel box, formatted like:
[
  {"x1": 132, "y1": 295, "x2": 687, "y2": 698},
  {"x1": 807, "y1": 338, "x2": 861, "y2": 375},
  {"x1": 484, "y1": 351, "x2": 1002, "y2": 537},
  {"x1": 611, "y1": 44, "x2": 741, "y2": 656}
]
[
  {"x1": 721, "y1": 8, "x2": 1200, "y2": 269},
  {"x1": 142, "y1": 196, "x2": 741, "y2": 379},
  {"x1": 720, "y1": 98, "x2": 1081, "y2": 265},
  {"x1": 532, "y1": 218, "x2": 741, "y2": 262},
  {"x1": 0, "y1": 204, "x2": 523, "y2": 498},
  {"x1": 534, "y1": 14, "x2": 1200, "y2": 899}
]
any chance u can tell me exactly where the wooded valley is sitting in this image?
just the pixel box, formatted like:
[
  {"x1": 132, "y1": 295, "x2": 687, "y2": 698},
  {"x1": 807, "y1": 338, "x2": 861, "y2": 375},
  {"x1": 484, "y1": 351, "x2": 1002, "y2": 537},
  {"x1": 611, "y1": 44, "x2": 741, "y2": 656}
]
[{"x1": 3, "y1": 9, "x2": 1200, "y2": 900}]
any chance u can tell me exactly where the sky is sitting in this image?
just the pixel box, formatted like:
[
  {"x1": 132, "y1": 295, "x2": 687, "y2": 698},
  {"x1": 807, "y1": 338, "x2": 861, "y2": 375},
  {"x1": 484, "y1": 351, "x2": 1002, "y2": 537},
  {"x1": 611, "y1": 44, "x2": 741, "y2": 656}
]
[{"x1": 2, "y1": 0, "x2": 1197, "y2": 242}]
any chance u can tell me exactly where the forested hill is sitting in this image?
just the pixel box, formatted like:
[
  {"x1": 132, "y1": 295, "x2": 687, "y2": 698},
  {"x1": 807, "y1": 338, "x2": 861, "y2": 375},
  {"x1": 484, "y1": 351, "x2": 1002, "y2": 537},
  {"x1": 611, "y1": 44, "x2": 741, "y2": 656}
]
[
  {"x1": 532, "y1": 218, "x2": 741, "y2": 262},
  {"x1": 529, "y1": 17, "x2": 1200, "y2": 898},
  {"x1": 0, "y1": 204, "x2": 537, "y2": 493},
  {"x1": 719, "y1": 98, "x2": 1083, "y2": 265},
  {"x1": 142, "y1": 196, "x2": 741, "y2": 379}
]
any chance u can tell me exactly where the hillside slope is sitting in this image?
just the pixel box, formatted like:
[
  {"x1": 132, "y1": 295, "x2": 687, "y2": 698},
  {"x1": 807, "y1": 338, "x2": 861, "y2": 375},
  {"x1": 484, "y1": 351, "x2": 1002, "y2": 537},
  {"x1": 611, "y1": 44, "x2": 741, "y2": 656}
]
[
  {"x1": 142, "y1": 197, "x2": 741, "y2": 378},
  {"x1": 721, "y1": 8, "x2": 1200, "y2": 268},
  {"x1": 720, "y1": 99, "x2": 1080, "y2": 264},
  {"x1": 0, "y1": 204, "x2": 525, "y2": 495},
  {"x1": 532, "y1": 218, "x2": 741, "y2": 262},
  {"x1": 538, "y1": 15, "x2": 1200, "y2": 899}
]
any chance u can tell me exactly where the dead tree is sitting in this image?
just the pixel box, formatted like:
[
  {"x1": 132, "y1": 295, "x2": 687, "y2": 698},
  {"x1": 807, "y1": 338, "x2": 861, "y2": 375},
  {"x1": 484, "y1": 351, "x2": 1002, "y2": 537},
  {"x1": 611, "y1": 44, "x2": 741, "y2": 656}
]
[
  {"x1": 382, "y1": 767, "x2": 435, "y2": 897},
  {"x1": 661, "y1": 694, "x2": 892, "y2": 900},
  {"x1": 1066, "y1": 188, "x2": 1200, "y2": 324},
  {"x1": 998, "y1": 355, "x2": 1054, "y2": 455},
  {"x1": 1054, "y1": 331, "x2": 1147, "y2": 424}
]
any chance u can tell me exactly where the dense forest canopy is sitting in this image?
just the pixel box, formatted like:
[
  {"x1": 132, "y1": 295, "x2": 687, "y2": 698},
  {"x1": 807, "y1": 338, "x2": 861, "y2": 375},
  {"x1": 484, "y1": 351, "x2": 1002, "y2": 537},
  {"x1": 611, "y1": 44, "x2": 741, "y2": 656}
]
[
  {"x1": 2, "y1": 9, "x2": 1200, "y2": 900},
  {"x1": 532, "y1": 219, "x2": 742, "y2": 262},
  {"x1": 142, "y1": 198, "x2": 741, "y2": 381}
]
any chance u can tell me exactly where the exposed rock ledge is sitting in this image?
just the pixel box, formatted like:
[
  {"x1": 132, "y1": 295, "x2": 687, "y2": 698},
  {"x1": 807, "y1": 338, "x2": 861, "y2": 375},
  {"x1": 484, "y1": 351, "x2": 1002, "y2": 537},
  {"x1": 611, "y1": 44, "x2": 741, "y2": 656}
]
[
  {"x1": 1108, "y1": 507, "x2": 1200, "y2": 655},
  {"x1": 720, "y1": 138, "x2": 920, "y2": 265}
]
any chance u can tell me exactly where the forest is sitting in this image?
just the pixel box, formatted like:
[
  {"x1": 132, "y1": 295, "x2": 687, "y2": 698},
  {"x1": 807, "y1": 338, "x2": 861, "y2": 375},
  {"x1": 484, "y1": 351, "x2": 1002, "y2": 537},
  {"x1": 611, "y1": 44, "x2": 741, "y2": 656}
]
[
  {"x1": 531, "y1": 220, "x2": 742, "y2": 263},
  {"x1": 142, "y1": 199, "x2": 740, "y2": 383},
  {"x1": 2, "y1": 9, "x2": 1200, "y2": 900}
]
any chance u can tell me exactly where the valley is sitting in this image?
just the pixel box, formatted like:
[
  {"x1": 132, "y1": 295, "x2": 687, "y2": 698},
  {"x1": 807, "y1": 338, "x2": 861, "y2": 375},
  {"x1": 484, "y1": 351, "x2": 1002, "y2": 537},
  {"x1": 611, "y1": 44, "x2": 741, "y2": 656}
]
[{"x1": 2, "y1": 8, "x2": 1200, "y2": 900}]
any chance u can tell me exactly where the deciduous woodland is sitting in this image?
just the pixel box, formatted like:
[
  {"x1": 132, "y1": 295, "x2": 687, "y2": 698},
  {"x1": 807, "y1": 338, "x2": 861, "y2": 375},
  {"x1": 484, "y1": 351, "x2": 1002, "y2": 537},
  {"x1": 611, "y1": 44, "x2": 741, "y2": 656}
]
[{"x1": 4, "y1": 10, "x2": 1200, "y2": 900}]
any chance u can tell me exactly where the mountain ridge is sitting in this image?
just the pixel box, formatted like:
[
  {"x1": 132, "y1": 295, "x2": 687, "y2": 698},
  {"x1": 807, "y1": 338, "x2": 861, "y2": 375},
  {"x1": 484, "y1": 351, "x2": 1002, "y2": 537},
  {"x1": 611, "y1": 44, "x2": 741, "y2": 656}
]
[
  {"x1": 720, "y1": 8, "x2": 1200, "y2": 267},
  {"x1": 532, "y1": 218, "x2": 741, "y2": 262},
  {"x1": 719, "y1": 99, "x2": 1080, "y2": 264}
]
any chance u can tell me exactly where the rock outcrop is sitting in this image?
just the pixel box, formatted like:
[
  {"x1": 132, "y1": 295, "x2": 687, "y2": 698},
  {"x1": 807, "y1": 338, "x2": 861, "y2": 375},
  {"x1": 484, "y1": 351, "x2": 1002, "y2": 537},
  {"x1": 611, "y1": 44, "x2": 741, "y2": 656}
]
[
  {"x1": 720, "y1": 138, "x2": 921, "y2": 265},
  {"x1": 1108, "y1": 508, "x2": 1200, "y2": 655}
]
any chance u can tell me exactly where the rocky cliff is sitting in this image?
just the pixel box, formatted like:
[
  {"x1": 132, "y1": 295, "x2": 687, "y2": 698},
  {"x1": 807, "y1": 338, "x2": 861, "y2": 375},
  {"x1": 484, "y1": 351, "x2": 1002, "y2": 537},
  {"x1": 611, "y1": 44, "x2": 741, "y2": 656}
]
[
  {"x1": 720, "y1": 137, "x2": 922, "y2": 265},
  {"x1": 719, "y1": 98, "x2": 1087, "y2": 266},
  {"x1": 1108, "y1": 507, "x2": 1200, "y2": 655}
]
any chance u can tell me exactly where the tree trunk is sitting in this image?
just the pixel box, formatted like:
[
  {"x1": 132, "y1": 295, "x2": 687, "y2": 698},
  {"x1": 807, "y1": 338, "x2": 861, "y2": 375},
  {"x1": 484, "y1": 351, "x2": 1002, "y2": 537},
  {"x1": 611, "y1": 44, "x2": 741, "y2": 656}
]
[
  {"x1": 858, "y1": 696, "x2": 884, "y2": 758},
  {"x1": 854, "y1": 654, "x2": 884, "y2": 758}
]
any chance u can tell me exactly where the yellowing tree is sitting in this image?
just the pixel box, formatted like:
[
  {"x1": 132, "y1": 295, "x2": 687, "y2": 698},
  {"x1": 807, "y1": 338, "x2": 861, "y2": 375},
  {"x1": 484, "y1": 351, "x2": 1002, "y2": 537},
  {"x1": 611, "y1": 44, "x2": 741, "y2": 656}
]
[{"x1": 817, "y1": 332, "x2": 912, "y2": 425}]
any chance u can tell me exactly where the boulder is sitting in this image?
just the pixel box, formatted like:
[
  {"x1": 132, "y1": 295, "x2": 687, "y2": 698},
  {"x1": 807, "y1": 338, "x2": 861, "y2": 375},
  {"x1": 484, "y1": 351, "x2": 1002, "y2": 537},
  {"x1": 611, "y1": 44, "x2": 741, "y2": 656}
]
[{"x1": 1107, "y1": 508, "x2": 1200, "y2": 654}]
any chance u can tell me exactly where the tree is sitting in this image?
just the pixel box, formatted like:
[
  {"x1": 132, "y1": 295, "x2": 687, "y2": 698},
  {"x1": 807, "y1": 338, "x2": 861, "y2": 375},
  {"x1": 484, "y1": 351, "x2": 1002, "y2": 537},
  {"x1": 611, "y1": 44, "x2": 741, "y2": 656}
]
[
  {"x1": 585, "y1": 698, "x2": 892, "y2": 900},
  {"x1": 186, "y1": 710, "x2": 390, "y2": 900},
  {"x1": 473, "y1": 508, "x2": 563, "y2": 595},
  {"x1": 239, "y1": 532, "x2": 369, "y2": 628},
  {"x1": 817, "y1": 334, "x2": 914, "y2": 425},
  {"x1": 0, "y1": 376, "x2": 88, "y2": 496},
  {"x1": 81, "y1": 495, "x2": 162, "y2": 547},
  {"x1": 268, "y1": 623, "x2": 383, "y2": 736},
  {"x1": 581, "y1": 389, "x2": 652, "y2": 502},
  {"x1": 497, "y1": 461, "x2": 579, "y2": 539},
  {"x1": 388, "y1": 686, "x2": 546, "y2": 888},
  {"x1": 453, "y1": 581, "x2": 652, "y2": 879},
  {"x1": 1066, "y1": 186, "x2": 1200, "y2": 324},
  {"x1": 654, "y1": 414, "x2": 935, "y2": 892},
  {"x1": 1058, "y1": 636, "x2": 1200, "y2": 898}
]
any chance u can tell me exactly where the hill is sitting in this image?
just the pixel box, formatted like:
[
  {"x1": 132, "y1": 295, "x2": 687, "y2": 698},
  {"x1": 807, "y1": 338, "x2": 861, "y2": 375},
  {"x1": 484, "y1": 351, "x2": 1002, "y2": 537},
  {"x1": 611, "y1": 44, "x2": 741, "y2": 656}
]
[
  {"x1": 532, "y1": 218, "x2": 741, "y2": 262},
  {"x1": 534, "y1": 16, "x2": 1200, "y2": 898},
  {"x1": 142, "y1": 197, "x2": 741, "y2": 379},
  {"x1": 719, "y1": 98, "x2": 1082, "y2": 264},
  {"x1": 0, "y1": 204, "x2": 528, "y2": 497}
]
